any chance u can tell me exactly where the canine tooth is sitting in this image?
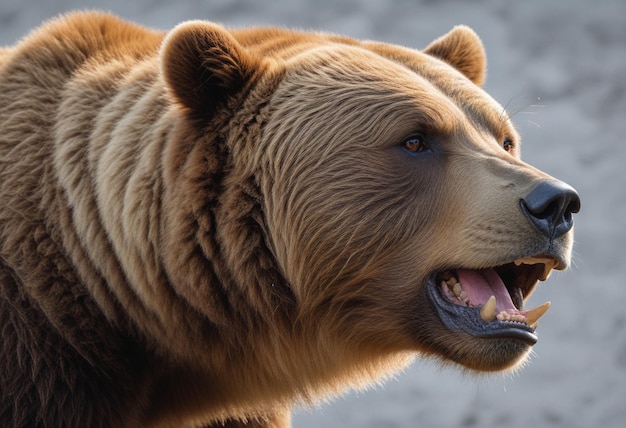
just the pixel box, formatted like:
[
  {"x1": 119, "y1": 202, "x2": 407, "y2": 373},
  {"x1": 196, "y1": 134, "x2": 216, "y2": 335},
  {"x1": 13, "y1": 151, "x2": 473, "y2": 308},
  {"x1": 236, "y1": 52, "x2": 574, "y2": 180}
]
[
  {"x1": 526, "y1": 301, "x2": 551, "y2": 325},
  {"x1": 480, "y1": 295, "x2": 497, "y2": 322},
  {"x1": 540, "y1": 264, "x2": 553, "y2": 281},
  {"x1": 530, "y1": 322, "x2": 539, "y2": 329}
]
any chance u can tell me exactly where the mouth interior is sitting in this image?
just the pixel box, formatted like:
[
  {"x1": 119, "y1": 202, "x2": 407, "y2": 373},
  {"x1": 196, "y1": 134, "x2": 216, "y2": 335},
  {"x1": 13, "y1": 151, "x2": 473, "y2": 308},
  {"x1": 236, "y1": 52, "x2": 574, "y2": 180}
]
[
  {"x1": 434, "y1": 258, "x2": 555, "y2": 330},
  {"x1": 441, "y1": 269, "x2": 523, "y2": 318}
]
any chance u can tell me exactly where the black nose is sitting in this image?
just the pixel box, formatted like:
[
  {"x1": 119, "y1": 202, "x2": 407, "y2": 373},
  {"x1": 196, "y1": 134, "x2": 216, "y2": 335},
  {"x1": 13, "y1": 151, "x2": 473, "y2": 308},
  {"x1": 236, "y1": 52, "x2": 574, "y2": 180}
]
[{"x1": 520, "y1": 180, "x2": 581, "y2": 239}]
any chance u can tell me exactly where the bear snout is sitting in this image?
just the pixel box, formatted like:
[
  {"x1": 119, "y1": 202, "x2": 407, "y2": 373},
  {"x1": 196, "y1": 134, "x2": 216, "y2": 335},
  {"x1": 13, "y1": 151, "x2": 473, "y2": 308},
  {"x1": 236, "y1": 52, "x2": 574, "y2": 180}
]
[{"x1": 520, "y1": 179, "x2": 580, "y2": 240}]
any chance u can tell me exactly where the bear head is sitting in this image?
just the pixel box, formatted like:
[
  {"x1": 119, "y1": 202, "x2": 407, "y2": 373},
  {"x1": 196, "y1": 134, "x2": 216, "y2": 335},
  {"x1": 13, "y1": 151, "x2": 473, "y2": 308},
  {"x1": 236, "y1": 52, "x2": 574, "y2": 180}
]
[{"x1": 156, "y1": 21, "x2": 579, "y2": 403}]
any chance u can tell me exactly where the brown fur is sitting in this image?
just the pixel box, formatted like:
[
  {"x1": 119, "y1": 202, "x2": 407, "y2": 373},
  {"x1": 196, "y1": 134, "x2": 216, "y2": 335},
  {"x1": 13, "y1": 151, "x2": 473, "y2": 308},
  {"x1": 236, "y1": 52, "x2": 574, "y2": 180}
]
[{"x1": 0, "y1": 11, "x2": 575, "y2": 427}]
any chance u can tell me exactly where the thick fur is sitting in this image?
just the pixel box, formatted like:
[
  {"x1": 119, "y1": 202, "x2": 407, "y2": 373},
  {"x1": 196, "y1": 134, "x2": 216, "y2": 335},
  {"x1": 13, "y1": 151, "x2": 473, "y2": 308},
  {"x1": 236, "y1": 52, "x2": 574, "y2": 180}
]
[{"x1": 0, "y1": 11, "x2": 574, "y2": 427}]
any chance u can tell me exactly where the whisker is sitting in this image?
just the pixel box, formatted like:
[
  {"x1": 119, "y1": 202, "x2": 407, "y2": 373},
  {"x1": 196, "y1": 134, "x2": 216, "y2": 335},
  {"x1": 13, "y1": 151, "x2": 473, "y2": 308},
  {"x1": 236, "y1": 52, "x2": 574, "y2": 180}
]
[
  {"x1": 523, "y1": 119, "x2": 541, "y2": 129},
  {"x1": 499, "y1": 96, "x2": 545, "y2": 124},
  {"x1": 498, "y1": 96, "x2": 518, "y2": 123}
]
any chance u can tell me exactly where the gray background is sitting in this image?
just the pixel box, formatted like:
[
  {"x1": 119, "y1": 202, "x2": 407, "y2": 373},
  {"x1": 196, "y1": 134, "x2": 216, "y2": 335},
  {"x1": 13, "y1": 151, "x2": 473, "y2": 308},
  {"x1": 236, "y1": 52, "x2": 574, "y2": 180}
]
[{"x1": 2, "y1": 1, "x2": 624, "y2": 427}]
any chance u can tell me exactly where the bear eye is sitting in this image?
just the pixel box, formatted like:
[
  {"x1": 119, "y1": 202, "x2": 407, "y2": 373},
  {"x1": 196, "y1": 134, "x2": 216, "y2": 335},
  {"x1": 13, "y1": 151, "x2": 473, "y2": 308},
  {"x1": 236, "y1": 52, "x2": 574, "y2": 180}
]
[
  {"x1": 402, "y1": 135, "x2": 430, "y2": 154},
  {"x1": 503, "y1": 138, "x2": 514, "y2": 152}
]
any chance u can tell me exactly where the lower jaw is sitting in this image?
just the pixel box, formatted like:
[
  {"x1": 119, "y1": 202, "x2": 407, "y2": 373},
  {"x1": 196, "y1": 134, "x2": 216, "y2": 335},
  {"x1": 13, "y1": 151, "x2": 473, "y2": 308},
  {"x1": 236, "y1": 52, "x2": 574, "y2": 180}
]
[{"x1": 446, "y1": 337, "x2": 533, "y2": 372}]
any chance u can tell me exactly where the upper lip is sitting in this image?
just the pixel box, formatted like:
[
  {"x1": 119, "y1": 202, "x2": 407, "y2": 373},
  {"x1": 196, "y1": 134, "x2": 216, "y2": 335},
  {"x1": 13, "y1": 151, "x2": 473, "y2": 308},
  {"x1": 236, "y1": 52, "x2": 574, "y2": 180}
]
[{"x1": 426, "y1": 255, "x2": 559, "y2": 345}]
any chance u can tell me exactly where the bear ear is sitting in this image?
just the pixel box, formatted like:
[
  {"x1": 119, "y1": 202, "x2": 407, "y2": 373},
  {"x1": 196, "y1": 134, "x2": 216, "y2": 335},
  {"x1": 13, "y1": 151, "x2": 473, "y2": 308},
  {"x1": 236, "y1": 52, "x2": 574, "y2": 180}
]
[
  {"x1": 423, "y1": 25, "x2": 486, "y2": 87},
  {"x1": 160, "y1": 21, "x2": 261, "y2": 118}
]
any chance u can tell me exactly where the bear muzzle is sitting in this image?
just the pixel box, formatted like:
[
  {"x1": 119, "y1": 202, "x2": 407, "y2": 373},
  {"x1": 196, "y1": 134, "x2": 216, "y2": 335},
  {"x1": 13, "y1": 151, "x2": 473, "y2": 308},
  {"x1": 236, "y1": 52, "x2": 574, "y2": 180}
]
[{"x1": 520, "y1": 179, "x2": 581, "y2": 240}]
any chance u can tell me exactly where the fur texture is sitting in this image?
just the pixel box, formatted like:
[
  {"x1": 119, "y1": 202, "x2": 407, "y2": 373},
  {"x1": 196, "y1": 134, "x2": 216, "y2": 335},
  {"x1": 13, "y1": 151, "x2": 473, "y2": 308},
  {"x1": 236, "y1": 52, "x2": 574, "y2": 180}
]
[{"x1": 0, "y1": 11, "x2": 576, "y2": 427}]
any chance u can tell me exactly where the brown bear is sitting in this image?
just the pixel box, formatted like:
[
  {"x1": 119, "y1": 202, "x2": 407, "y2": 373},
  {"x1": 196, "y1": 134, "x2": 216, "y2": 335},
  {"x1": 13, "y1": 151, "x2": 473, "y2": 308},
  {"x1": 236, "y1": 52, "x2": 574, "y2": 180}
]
[{"x1": 0, "y1": 11, "x2": 579, "y2": 428}]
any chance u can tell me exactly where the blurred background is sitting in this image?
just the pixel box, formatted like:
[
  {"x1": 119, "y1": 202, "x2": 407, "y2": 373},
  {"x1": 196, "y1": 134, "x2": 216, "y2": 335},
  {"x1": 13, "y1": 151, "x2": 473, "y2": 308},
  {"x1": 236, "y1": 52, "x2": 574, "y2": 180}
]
[{"x1": 2, "y1": 0, "x2": 624, "y2": 426}]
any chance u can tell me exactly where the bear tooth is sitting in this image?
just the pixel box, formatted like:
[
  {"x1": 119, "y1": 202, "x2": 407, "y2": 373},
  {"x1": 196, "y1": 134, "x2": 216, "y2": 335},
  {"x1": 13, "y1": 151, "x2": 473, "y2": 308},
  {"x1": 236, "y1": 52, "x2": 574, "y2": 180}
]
[
  {"x1": 525, "y1": 301, "x2": 551, "y2": 325},
  {"x1": 459, "y1": 290, "x2": 469, "y2": 301},
  {"x1": 513, "y1": 314, "x2": 526, "y2": 322},
  {"x1": 441, "y1": 281, "x2": 451, "y2": 296},
  {"x1": 513, "y1": 257, "x2": 540, "y2": 265},
  {"x1": 452, "y1": 283, "x2": 462, "y2": 297},
  {"x1": 496, "y1": 311, "x2": 511, "y2": 321},
  {"x1": 480, "y1": 295, "x2": 497, "y2": 322},
  {"x1": 540, "y1": 264, "x2": 553, "y2": 281}
]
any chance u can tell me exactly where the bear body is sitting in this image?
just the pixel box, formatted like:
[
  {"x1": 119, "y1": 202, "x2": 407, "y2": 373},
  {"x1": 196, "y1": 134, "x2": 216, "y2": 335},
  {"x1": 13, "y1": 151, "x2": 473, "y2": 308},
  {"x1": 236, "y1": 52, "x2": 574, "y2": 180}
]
[{"x1": 0, "y1": 12, "x2": 578, "y2": 427}]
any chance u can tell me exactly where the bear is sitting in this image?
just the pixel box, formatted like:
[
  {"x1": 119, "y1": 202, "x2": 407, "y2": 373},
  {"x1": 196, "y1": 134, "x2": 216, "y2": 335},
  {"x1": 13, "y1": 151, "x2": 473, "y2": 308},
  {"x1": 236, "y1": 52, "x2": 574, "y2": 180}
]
[{"x1": 0, "y1": 11, "x2": 580, "y2": 428}]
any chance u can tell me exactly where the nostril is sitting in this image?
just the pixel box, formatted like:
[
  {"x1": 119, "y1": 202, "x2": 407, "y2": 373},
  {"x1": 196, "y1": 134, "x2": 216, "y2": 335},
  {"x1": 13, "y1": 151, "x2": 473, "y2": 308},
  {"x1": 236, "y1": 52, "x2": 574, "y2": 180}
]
[
  {"x1": 532, "y1": 199, "x2": 559, "y2": 220},
  {"x1": 566, "y1": 193, "x2": 581, "y2": 216},
  {"x1": 520, "y1": 180, "x2": 580, "y2": 239}
]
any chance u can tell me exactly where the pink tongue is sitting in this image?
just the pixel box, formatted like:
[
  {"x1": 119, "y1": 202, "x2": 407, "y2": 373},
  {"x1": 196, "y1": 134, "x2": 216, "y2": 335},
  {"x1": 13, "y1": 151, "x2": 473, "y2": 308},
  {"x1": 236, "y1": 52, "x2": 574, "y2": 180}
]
[{"x1": 457, "y1": 269, "x2": 516, "y2": 312}]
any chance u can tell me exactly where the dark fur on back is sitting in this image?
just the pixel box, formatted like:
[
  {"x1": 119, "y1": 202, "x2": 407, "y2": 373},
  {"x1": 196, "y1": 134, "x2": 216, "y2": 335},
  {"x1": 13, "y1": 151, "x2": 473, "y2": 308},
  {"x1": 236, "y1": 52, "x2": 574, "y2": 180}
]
[{"x1": 0, "y1": 255, "x2": 149, "y2": 426}]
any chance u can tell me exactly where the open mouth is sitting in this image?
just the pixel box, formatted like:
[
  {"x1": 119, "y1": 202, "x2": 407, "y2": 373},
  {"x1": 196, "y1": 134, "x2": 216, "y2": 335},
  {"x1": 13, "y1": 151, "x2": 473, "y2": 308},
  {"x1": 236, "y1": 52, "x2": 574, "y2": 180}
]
[{"x1": 426, "y1": 256, "x2": 558, "y2": 345}]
